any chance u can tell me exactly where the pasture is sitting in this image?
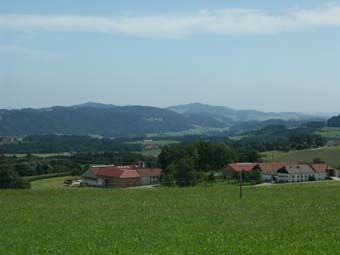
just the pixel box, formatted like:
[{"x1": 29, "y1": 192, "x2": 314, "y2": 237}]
[
  {"x1": 30, "y1": 176, "x2": 76, "y2": 190},
  {"x1": 315, "y1": 127, "x2": 340, "y2": 139},
  {"x1": 128, "y1": 139, "x2": 179, "y2": 157},
  {"x1": 1, "y1": 182, "x2": 340, "y2": 254},
  {"x1": 262, "y1": 146, "x2": 340, "y2": 167}
]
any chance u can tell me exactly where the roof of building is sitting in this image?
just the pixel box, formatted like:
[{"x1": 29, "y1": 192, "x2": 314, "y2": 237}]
[
  {"x1": 258, "y1": 163, "x2": 285, "y2": 173},
  {"x1": 137, "y1": 169, "x2": 162, "y2": 177},
  {"x1": 89, "y1": 165, "x2": 140, "y2": 179},
  {"x1": 311, "y1": 164, "x2": 328, "y2": 173},
  {"x1": 228, "y1": 163, "x2": 259, "y2": 172},
  {"x1": 282, "y1": 164, "x2": 315, "y2": 174},
  {"x1": 85, "y1": 165, "x2": 162, "y2": 179}
]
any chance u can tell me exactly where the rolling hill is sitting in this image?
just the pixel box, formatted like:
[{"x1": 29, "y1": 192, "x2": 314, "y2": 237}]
[
  {"x1": 0, "y1": 102, "x2": 327, "y2": 137},
  {"x1": 0, "y1": 105, "x2": 189, "y2": 137},
  {"x1": 168, "y1": 103, "x2": 317, "y2": 122}
]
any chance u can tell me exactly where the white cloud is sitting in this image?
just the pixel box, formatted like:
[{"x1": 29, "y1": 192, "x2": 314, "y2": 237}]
[{"x1": 0, "y1": 4, "x2": 340, "y2": 38}]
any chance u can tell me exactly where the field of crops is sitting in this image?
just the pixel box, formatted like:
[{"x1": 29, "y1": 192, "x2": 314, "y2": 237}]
[
  {"x1": 1, "y1": 181, "x2": 340, "y2": 254},
  {"x1": 262, "y1": 146, "x2": 340, "y2": 167}
]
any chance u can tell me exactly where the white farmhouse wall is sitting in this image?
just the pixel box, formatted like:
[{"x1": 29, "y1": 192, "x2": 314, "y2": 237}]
[{"x1": 82, "y1": 177, "x2": 105, "y2": 187}]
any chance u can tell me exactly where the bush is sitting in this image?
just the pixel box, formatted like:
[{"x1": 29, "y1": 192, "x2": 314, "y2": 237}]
[{"x1": 0, "y1": 167, "x2": 30, "y2": 189}]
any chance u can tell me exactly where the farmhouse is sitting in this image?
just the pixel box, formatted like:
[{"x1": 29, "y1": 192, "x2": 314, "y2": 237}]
[
  {"x1": 82, "y1": 163, "x2": 162, "y2": 188},
  {"x1": 259, "y1": 163, "x2": 285, "y2": 182},
  {"x1": 226, "y1": 162, "x2": 337, "y2": 183},
  {"x1": 226, "y1": 163, "x2": 259, "y2": 176},
  {"x1": 276, "y1": 164, "x2": 316, "y2": 183}
]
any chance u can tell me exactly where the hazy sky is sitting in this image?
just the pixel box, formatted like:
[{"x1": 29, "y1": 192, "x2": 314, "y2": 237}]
[{"x1": 0, "y1": 0, "x2": 340, "y2": 112}]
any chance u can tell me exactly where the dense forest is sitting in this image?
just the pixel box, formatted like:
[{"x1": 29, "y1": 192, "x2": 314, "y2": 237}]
[
  {"x1": 232, "y1": 125, "x2": 326, "y2": 152},
  {"x1": 0, "y1": 135, "x2": 142, "y2": 154},
  {"x1": 328, "y1": 115, "x2": 340, "y2": 127}
]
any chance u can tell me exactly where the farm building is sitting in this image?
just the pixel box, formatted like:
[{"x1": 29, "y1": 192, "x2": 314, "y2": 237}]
[
  {"x1": 258, "y1": 163, "x2": 285, "y2": 182},
  {"x1": 226, "y1": 162, "x2": 336, "y2": 183},
  {"x1": 276, "y1": 164, "x2": 316, "y2": 183},
  {"x1": 82, "y1": 163, "x2": 162, "y2": 188},
  {"x1": 226, "y1": 163, "x2": 259, "y2": 176},
  {"x1": 137, "y1": 169, "x2": 162, "y2": 185}
]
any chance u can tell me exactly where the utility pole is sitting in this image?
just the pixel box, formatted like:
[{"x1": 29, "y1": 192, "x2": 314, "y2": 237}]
[{"x1": 239, "y1": 170, "x2": 243, "y2": 198}]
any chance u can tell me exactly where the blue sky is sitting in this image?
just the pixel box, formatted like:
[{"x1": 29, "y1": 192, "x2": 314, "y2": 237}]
[{"x1": 0, "y1": 0, "x2": 340, "y2": 112}]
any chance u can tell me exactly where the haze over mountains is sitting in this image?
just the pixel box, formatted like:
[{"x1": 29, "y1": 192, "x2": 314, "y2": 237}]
[{"x1": 0, "y1": 102, "x2": 333, "y2": 137}]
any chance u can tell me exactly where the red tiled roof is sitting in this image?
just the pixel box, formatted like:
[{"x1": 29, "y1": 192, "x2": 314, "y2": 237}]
[
  {"x1": 259, "y1": 163, "x2": 285, "y2": 173},
  {"x1": 120, "y1": 170, "x2": 140, "y2": 178},
  {"x1": 137, "y1": 169, "x2": 162, "y2": 177},
  {"x1": 228, "y1": 163, "x2": 259, "y2": 172},
  {"x1": 91, "y1": 165, "x2": 140, "y2": 178},
  {"x1": 311, "y1": 164, "x2": 328, "y2": 173}
]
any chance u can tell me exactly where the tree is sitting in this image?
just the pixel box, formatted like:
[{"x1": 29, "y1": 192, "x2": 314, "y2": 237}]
[
  {"x1": 15, "y1": 162, "x2": 36, "y2": 177},
  {"x1": 161, "y1": 164, "x2": 177, "y2": 186},
  {"x1": 176, "y1": 157, "x2": 197, "y2": 187},
  {"x1": 207, "y1": 171, "x2": 216, "y2": 184},
  {"x1": 313, "y1": 157, "x2": 325, "y2": 164},
  {"x1": 0, "y1": 166, "x2": 30, "y2": 189},
  {"x1": 249, "y1": 169, "x2": 263, "y2": 184}
]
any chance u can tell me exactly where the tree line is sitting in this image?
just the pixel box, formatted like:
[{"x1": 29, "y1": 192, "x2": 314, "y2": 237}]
[{"x1": 158, "y1": 141, "x2": 260, "y2": 187}]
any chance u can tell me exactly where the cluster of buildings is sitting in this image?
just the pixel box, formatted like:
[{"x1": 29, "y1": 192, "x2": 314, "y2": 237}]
[
  {"x1": 81, "y1": 160, "x2": 340, "y2": 188},
  {"x1": 226, "y1": 162, "x2": 340, "y2": 183},
  {"x1": 82, "y1": 162, "x2": 162, "y2": 188}
]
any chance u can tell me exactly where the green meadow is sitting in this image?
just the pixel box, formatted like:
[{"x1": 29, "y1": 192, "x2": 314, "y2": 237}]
[
  {"x1": 262, "y1": 146, "x2": 340, "y2": 167},
  {"x1": 315, "y1": 128, "x2": 340, "y2": 139},
  {"x1": 1, "y1": 180, "x2": 340, "y2": 254}
]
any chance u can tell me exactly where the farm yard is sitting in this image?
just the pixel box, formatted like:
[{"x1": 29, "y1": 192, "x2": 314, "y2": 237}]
[{"x1": 1, "y1": 181, "x2": 340, "y2": 254}]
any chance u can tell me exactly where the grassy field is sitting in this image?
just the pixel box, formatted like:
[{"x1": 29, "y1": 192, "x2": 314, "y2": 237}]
[
  {"x1": 1, "y1": 181, "x2": 340, "y2": 254},
  {"x1": 315, "y1": 127, "x2": 340, "y2": 139},
  {"x1": 127, "y1": 139, "x2": 179, "y2": 146},
  {"x1": 30, "y1": 176, "x2": 77, "y2": 190},
  {"x1": 128, "y1": 139, "x2": 179, "y2": 157},
  {"x1": 262, "y1": 146, "x2": 340, "y2": 167}
]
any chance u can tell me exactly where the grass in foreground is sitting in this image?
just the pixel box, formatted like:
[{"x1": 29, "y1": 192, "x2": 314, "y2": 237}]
[
  {"x1": 1, "y1": 182, "x2": 340, "y2": 254},
  {"x1": 262, "y1": 146, "x2": 340, "y2": 167}
]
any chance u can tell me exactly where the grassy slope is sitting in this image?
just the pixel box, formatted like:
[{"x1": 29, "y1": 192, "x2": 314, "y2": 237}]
[
  {"x1": 315, "y1": 128, "x2": 340, "y2": 139},
  {"x1": 1, "y1": 182, "x2": 340, "y2": 254},
  {"x1": 262, "y1": 146, "x2": 340, "y2": 167},
  {"x1": 30, "y1": 176, "x2": 76, "y2": 190},
  {"x1": 129, "y1": 139, "x2": 179, "y2": 157}
]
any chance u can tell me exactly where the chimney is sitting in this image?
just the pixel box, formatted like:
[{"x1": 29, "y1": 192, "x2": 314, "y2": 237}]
[{"x1": 138, "y1": 161, "x2": 145, "y2": 169}]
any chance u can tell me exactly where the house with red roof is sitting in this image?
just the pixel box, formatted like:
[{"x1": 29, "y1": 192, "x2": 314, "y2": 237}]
[
  {"x1": 258, "y1": 163, "x2": 285, "y2": 182},
  {"x1": 226, "y1": 162, "x2": 337, "y2": 183},
  {"x1": 225, "y1": 163, "x2": 260, "y2": 178},
  {"x1": 82, "y1": 163, "x2": 162, "y2": 188}
]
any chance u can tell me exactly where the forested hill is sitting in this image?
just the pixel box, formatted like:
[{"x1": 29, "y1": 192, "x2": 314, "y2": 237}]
[
  {"x1": 0, "y1": 106, "x2": 189, "y2": 137},
  {"x1": 168, "y1": 103, "x2": 316, "y2": 122},
  {"x1": 0, "y1": 102, "x2": 326, "y2": 137},
  {"x1": 328, "y1": 115, "x2": 340, "y2": 127}
]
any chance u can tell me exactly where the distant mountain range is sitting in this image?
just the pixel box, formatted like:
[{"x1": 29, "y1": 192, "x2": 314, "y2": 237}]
[{"x1": 0, "y1": 102, "x2": 332, "y2": 137}]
